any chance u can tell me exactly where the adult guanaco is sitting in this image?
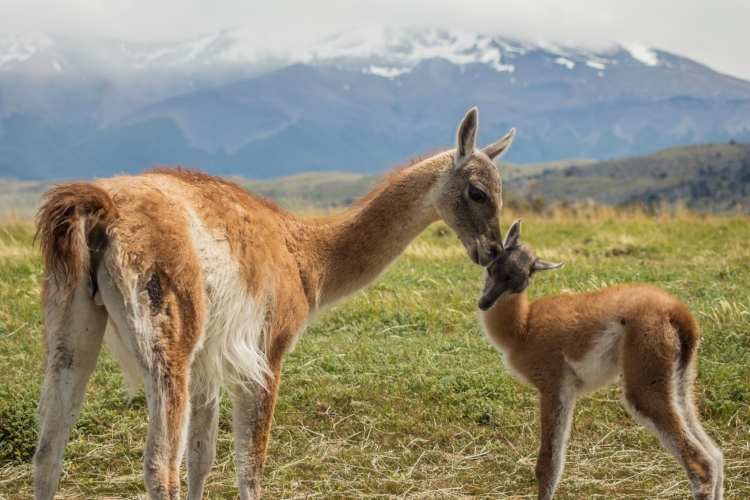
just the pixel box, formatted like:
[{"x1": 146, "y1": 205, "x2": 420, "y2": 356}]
[
  {"x1": 34, "y1": 108, "x2": 514, "y2": 499},
  {"x1": 478, "y1": 220, "x2": 723, "y2": 500}
]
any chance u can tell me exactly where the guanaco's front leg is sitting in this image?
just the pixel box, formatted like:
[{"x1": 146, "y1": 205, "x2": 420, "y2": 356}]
[
  {"x1": 233, "y1": 362, "x2": 282, "y2": 500},
  {"x1": 535, "y1": 385, "x2": 576, "y2": 500}
]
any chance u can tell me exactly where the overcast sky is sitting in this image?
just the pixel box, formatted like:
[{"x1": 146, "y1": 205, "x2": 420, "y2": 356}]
[{"x1": 2, "y1": 0, "x2": 748, "y2": 81}]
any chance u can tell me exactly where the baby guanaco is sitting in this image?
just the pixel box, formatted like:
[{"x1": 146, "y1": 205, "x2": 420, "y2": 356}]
[{"x1": 478, "y1": 220, "x2": 723, "y2": 500}]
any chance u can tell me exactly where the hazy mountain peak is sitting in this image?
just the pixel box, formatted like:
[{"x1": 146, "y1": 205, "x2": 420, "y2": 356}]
[
  {"x1": 300, "y1": 28, "x2": 516, "y2": 74},
  {"x1": 0, "y1": 27, "x2": 671, "y2": 79},
  {"x1": 0, "y1": 32, "x2": 58, "y2": 71},
  {"x1": 300, "y1": 28, "x2": 643, "y2": 77}
]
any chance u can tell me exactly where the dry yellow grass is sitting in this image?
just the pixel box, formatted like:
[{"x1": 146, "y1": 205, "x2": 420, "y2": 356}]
[{"x1": 1, "y1": 208, "x2": 749, "y2": 498}]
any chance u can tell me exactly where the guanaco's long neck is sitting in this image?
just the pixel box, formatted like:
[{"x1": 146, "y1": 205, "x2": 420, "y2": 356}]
[
  {"x1": 299, "y1": 155, "x2": 450, "y2": 309},
  {"x1": 481, "y1": 291, "x2": 530, "y2": 350}
]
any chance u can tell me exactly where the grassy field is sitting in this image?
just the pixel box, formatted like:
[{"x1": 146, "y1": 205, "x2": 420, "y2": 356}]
[{"x1": 1, "y1": 206, "x2": 749, "y2": 499}]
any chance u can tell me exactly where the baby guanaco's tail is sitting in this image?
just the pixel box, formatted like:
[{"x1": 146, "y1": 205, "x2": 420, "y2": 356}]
[{"x1": 668, "y1": 300, "x2": 701, "y2": 373}]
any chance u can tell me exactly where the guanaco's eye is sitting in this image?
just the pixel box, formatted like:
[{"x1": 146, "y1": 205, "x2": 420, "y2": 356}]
[{"x1": 467, "y1": 184, "x2": 488, "y2": 204}]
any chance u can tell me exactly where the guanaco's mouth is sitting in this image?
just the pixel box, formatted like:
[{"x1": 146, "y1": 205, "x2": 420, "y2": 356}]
[
  {"x1": 478, "y1": 288, "x2": 512, "y2": 311},
  {"x1": 459, "y1": 237, "x2": 503, "y2": 267},
  {"x1": 469, "y1": 244, "x2": 480, "y2": 265},
  {"x1": 477, "y1": 243, "x2": 499, "y2": 267},
  {"x1": 478, "y1": 295, "x2": 496, "y2": 311}
]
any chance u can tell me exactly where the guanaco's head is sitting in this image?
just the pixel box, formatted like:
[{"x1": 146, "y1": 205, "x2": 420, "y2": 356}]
[
  {"x1": 433, "y1": 108, "x2": 515, "y2": 266},
  {"x1": 478, "y1": 220, "x2": 563, "y2": 311}
]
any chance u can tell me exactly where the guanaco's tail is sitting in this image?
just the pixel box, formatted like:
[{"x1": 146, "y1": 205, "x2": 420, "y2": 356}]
[
  {"x1": 36, "y1": 182, "x2": 119, "y2": 294},
  {"x1": 668, "y1": 300, "x2": 701, "y2": 373}
]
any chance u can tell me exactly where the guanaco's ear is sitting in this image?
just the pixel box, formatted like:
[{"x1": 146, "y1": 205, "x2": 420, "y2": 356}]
[
  {"x1": 454, "y1": 107, "x2": 478, "y2": 169},
  {"x1": 532, "y1": 259, "x2": 564, "y2": 272},
  {"x1": 503, "y1": 219, "x2": 522, "y2": 249},
  {"x1": 483, "y1": 128, "x2": 516, "y2": 160}
]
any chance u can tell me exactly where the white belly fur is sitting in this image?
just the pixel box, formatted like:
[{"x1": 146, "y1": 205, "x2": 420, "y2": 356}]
[
  {"x1": 187, "y1": 211, "x2": 274, "y2": 395},
  {"x1": 565, "y1": 322, "x2": 625, "y2": 394}
]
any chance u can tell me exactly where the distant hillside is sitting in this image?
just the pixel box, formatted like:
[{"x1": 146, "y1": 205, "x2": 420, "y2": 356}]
[
  {"x1": 229, "y1": 171, "x2": 378, "y2": 211},
  {"x1": 0, "y1": 179, "x2": 57, "y2": 220},
  {"x1": 0, "y1": 158, "x2": 592, "y2": 219},
  {"x1": 503, "y1": 142, "x2": 750, "y2": 211},
  {"x1": 2, "y1": 145, "x2": 748, "y2": 219}
]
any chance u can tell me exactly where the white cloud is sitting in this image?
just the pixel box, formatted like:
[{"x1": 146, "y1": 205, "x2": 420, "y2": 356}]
[{"x1": 0, "y1": 0, "x2": 747, "y2": 81}]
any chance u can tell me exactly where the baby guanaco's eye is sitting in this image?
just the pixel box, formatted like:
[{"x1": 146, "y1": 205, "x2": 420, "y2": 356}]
[{"x1": 468, "y1": 184, "x2": 488, "y2": 204}]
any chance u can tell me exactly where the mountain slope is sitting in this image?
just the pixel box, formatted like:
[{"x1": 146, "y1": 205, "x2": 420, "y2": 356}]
[{"x1": 1, "y1": 29, "x2": 750, "y2": 180}]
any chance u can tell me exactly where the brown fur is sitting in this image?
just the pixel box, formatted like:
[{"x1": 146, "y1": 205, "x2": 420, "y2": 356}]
[
  {"x1": 479, "y1": 220, "x2": 723, "y2": 500},
  {"x1": 483, "y1": 285, "x2": 698, "y2": 390},
  {"x1": 350, "y1": 148, "x2": 447, "y2": 209}
]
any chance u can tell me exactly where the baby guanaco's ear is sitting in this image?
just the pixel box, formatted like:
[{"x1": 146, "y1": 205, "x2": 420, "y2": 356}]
[
  {"x1": 532, "y1": 259, "x2": 564, "y2": 272},
  {"x1": 503, "y1": 219, "x2": 522, "y2": 249}
]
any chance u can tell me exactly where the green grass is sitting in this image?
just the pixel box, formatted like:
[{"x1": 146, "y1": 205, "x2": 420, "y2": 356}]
[{"x1": 1, "y1": 211, "x2": 749, "y2": 498}]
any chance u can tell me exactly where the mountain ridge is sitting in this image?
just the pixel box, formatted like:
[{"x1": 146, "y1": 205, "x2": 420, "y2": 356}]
[{"x1": 1, "y1": 28, "x2": 749, "y2": 180}]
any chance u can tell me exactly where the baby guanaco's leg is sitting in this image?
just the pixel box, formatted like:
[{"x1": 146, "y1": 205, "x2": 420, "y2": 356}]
[
  {"x1": 621, "y1": 326, "x2": 717, "y2": 500},
  {"x1": 674, "y1": 364, "x2": 724, "y2": 499},
  {"x1": 535, "y1": 382, "x2": 577, "y2": 500}
]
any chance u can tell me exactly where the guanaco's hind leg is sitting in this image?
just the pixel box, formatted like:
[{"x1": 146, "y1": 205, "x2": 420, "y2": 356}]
[
  {"x1": 535, "y1": 382, "x2": 577, "y2": 500},
  {"x1": 622, "y1": 337, "x2": 718, "y2": 499},
  {"x1": 186, "y1": 383, "x2": 220, "y2": 500},
  {"x1": 233, "y1": 361, "x2": 282, "y2": 500},
  {"x1": 34, "y1": 282, "x2": 108, "y2": 499},
  {"x1": 674, "y1": 365, "x2": 724, "y2": 499},
  {"x1": 97, "y1": 267, "x2": 199, "y2": 500}
]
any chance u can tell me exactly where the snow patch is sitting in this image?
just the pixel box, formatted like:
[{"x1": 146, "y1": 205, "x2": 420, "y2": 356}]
[
  {"x1": 555, "y1": 57, "x2": 575, "y2": 69},
  {"x1": 586, "y1": 61, "x2": 606, "y2": 70},
  {"x1": 363, "y1": 65, "x2": 412, "y2": 78},
  {"x1": 622, "y1": 43, "x2": 658, "y2": 66},
  {"x1": 303, "y1": 28, "x2": 517, "y2": 77}
]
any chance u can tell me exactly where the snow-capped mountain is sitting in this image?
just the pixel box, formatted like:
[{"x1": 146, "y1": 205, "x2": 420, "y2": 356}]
[
  {"x1": 0, "y1": 28, "x2": 694, "y2": 89},
  {"x1": 302, "y1": 28, "x2": 655, "y2": 76},
  {"x1": 1, "y1": 28, "x2": 749, "y2": 180}
]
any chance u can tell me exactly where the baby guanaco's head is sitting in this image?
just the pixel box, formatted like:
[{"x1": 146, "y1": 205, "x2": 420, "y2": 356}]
[{"x1": 478, "y1": 219, "x2": 563, "y2": 311}]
